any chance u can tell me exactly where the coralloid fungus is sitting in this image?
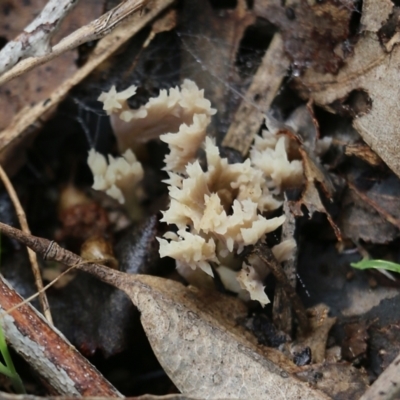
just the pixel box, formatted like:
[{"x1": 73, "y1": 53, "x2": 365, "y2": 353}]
[{"x1": 90, "y1": 79, "x2": 304, "y2": 306}]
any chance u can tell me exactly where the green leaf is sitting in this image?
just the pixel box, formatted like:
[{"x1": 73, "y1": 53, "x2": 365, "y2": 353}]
[
  {"x1": 0, "y1": 322, "x2": 26, "y2": 393},
  {"x1": 351, "y1": 259, "x2": 400, "y2": 273}
]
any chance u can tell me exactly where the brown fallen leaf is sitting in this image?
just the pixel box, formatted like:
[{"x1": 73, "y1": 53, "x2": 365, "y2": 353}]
[
  {"x1": 339, "y1": 188, "x2": 399, "y2": 244},
  {"x1": 360, "y1": 0, "x2": 393, "y2": 33},
  {"x1": 0, "y1": 221, "x2": 368, "y2": 400},
  {"x1": 346, "y1": 165, "x2": 400, "y2": 231},
  {"x1": 342, "y1": 321, "x2": 369, "y2": 362},
  {"x1": 293, "y1": 1, "x2": 400, "y2": 179},
  {"x1": 345, "y1": 143, "x2": 383, "y2": 167},
  {"x1": 270, "y1": 107, "x2": 342, "y2": 240},
  {"x1": 292, "y1": 147, "x2": 341, "y2": 241},
  {"x1": 254, "y1": 0, "x2": 356, "y2": 74}
]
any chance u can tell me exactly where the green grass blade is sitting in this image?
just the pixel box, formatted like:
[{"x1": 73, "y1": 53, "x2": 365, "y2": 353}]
[
  {"x1": 351, "y1": 259, "x2": 400, "y2": 273},
  {"x1": 0, "y1": 322, "x2": 26, "y2": 394}
]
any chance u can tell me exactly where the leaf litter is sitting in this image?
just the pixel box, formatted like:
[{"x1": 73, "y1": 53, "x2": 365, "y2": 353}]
[
  {"x1": 0, "y1": 222, "x2": 367, "y2": 399},
  {"x1": 1, "y1": 0, "x2": 400, "y2": 398}
]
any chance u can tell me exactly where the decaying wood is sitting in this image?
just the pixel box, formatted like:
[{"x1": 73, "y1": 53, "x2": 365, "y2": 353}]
[
  {"x1": 0, "y1": 0, "x2": 150, "y2": 86},
  {"x1": 0, "y1": 222, "x2": 332, "y2": 399},
  {"x1": 0, "y1": 275, "x2": 122, "y2": 397},
  {"x1": 222, "y1": 33, "x2": 289, "y2": 155},
  {"x1": 0, "y1": 0, "x2": 79, "y2": 75},
  {"x1": 253, "y1": 243, "x2": 309, "y2": 334},
  {"x1": 0, "y1": 0, "x2": 175, "y2": 157},
  {"x1": 359, "y1": 351, "x2": 400, "y2": 400},
  {"x1": 0, "y1": 165, "x2": 52, "y2": 324},
  {"x1": 272, "y1": 198, "x2": 297, "y2": 334}
]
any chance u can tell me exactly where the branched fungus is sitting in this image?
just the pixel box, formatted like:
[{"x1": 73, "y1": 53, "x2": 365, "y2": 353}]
[{"x1": 91, "y1": 79, "x2": 305, "y2": 306}]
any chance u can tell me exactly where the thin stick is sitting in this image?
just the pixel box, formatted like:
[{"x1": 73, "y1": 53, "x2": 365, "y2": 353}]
[
  {"x1": 3, "y1": 264, "x2": 76, "y2": 317},
  {"x1": 222, "y1": 33, "x2": 289, "y2": 156},
  {"x1": 0, "y1": 222, "x2": 125, "y2": 290},
  {"x1": 0, "y1": 0, "x2": 175, "y2": 157},
  {"x1": 0, "y1": 0, "x2": 149, "y2": 86},
  {"x1": 0, "y1": 273, "x2": 123, "y2": 396},
  {"x1": 3, "y1": 256, "x2": 107, "y2": 317},
  {"x1": 0, "y1": 0, "x2": 80, "y2": 74},
  {"x1": 0, "y1": 166, "x2": 53, "y2": 324}
]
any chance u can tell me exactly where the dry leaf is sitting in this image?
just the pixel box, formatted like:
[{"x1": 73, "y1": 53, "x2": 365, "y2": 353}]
[
  {"x1": 345, "y1": 143, "x2": 383, "y2": 167},
  {"x1": 342, "y1": 321, "x2": 369, "y2": 361},
  {"x1": 254, "y1": 0, "x2": 356, "y2": 73},
  {"x1": 360, "y1": 0, "x2": 393, "y2": 32},
  {"x1": 104, "y1": 274, "x2": 331, "y2": 399},
  {"x1": 346, "y1": 166, "x2": 400, "y2": 231},
  {"x1": 294, "y1": 3, "x2": 400, "y2": 178},
  {"x1": 0, "y1": 222, "x2": 370, "y2": 399},
  {"x1": 339, "y1": 188, "x2": 399, "y2": 244}
]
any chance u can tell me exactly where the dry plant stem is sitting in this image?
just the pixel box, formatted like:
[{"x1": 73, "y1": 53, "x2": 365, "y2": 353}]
[
  {"x1": 359, "y1": 351, "x2": 400, "y2": 400},
  {"x1": 273, "y1": 198, "x2": 297, "y2": 334},
  {"x1": 0, "y1": 0, "x2": 175, "y2": 155},
  {"x1": 253, "y1": 243, "x2": 309, "y2": 333},
  {"x1": 0, "y1": 0, "x2": 149, "y2": 86},
  {"x1": 0, "y1": 222, "x2": 123, "y2": 289},
  {"x1": 4, "y1": 265, "x2": 77, "y2": 317},
  {"x1": 222, "y1": 33, "x2": 289, "y2": 156},
  {"x1": 0, "y1": 220, "x2": 308, "y2": 337},
  {"x1": 0, "y1": 275, "x2": 122, "y2": 397},
  {"x1": 0, "y1": 0, "x2": 79, "y2": 75},
  {"x1": 0, "y1": 166, "x2": 52, "y2": 324}
]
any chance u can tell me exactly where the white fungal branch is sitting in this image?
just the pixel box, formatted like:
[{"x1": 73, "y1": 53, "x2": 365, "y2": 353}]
[
  {"x1": 0, "y1": 0, "x2": 80, "y2": 74},
  {"x1": 87, "y1": 148, "x2": 143, "y2": 204},
  {"x1": 94, "y1": 79, "x2": 305, "y2": 306}
]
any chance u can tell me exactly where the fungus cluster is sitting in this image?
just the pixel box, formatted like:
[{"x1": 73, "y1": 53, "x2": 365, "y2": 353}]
[{"x1": 90, "y1": 79, "x2": 304, "y2": 305}]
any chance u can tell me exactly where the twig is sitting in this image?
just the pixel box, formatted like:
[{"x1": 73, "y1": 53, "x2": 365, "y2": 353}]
[
  {"x1": 222, "y1": 33, "x2": 289, "y2": 156},
  {"x1": 0, "y1": 0, "x2": 175, "y2": 156},
  {"x1": 272, "y1": 197, "x2": 297, "y2": 334},
  {"x1": 0, "y1": 223, "x2": 115, "y2": 284},
  {"x1": 359, "y1": 351, "x2": 400, "y2": 400},
  {"x1": 0, "y1": 0, "x2": 80, "y2": 75},
  {"x1": 0, "y1": 0, "x2": 150, "y2": 86},
  {"x1": 0, "y1": 274, "x2": 122, "y2": 397},
  {"x1": 253, "y1": 243, "x2": 309, "y2": 333},
  {"x1": 4, "y1": 265, "x2": 77, "y2": 317},
  {"x1": 0, "y1": 166, "x2": 52, "y2": 324},
  {"x1": 4, "y1": 256, "x2": 113, "y2": 317}
]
